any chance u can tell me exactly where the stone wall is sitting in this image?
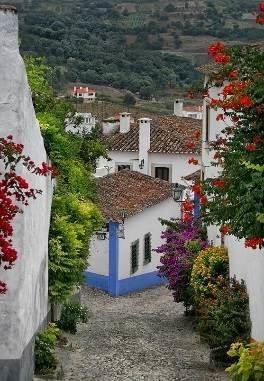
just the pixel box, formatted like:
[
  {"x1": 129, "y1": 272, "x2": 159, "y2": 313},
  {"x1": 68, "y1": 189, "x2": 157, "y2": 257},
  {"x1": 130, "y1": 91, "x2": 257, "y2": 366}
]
[{"x1": 0, "y1": 6, "x2": 53, "y2": 380}]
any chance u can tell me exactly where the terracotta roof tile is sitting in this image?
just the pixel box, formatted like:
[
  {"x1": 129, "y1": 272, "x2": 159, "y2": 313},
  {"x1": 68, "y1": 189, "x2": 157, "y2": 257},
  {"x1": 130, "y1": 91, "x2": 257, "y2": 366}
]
[
  {"x1": 105, "y1": 115, "x2": 201, "y2": 155},
  {"x1": 97, "y1": 170, "x2": 172, "y2": 222},
  {"x1": 183, "y1": 170, "x2": 201, "y2": 181}
]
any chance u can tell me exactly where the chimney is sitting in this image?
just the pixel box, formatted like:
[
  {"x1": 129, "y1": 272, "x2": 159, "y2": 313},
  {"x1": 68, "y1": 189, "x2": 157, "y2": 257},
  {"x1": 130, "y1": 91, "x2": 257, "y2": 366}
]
[
  {"x1": 174, "y1": 99, "x2": 183, "y2": 116},
  {"x1": 0, "y1": 5, "x2": 18, "y2": 51},
  {"x1": 138, "y1": 118, "x2": 151, "y2": 175},
  {"x1": 119, "y1": 112, "x2": 131, "y2": 133}
]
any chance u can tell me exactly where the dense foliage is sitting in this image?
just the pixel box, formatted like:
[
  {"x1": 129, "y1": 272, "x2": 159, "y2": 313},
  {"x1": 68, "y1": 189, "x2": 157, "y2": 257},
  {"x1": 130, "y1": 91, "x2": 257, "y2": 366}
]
[
  {"x1": 197, "y1": 278, "x2": 251, "y2": 350},
  {"x1": 227, "y1": 341, "x2": 264, "y2": 380},
  {"x1": 155, "y1": 219, "x2": 207, "y2": 310},
  {"x1": 19, "y1": 0, "x2": 198, "y2": 93},
  {"x1": 199, "y1": 42, "x2": 264, "y2": 247},
  {"x1": 25, "y1": 57, "x2": 106, "y2": 303},
  {"x1": 34, "y1": 324, "x2": 60, "y2": 375},
  {"x1": 57, "y1": 300, "x2": 89, "y2": 334},
  {"x1": 191, "y1": 246, "x2": 229, "y2": 302}
]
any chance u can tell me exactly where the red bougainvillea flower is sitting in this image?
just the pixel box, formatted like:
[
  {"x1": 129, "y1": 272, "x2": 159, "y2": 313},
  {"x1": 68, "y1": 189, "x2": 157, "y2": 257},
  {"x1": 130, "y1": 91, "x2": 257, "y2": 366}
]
[
  {"x1": 245, "y1": 143, "x2": 257, "y2": 152},
  {"x1": 208, "y1": 42, "x2": 225, "y2": 57},
  {"x1": 214, "y1": 54, "x2": 230, "y2": 64},
  {"x1": 256, "y1": 15, "x2": 264, "y2": 24},
  {"x1": 239, "y1": 95, "x2": 252, "y2": 108},
  {"x1": 245, "y1": 237, "x2": 264, "y2": 249},
  {"x1": 212, "y1": 179, "x2": 226, "y2": 188},
  {"x1": 0, "y1": 282, "x2": 7, "y2": 294},
  {"x1": 186, "y1": 142, "x2": 195, "y2": 149},
  {"x1": 182, "y1": 213, "x2": 193, "y2": 222},
  {"x1": 253, "y1": 135, "x2": 262, "y2": 144},
  {"x1": 200, "y1": 195, "x2": 208, "y2": 205},
  {"x1": 259, "y1": 2, "x2": 264, "y2": 12},
  {"x1": 188, "y1": 158, "x2": 199, "y2": 165},
  {"x1": 216, "y1": 114, "x2": 224, "y2": 121},
  {"x1": 231, "y1": 115, "x2": 240, "y2": 123},
  {"x1": 182, "y1": 200, "x2": 194, "y2": 212},
  {"x1": 187, "y1": 91, "x2": 194, "y2": 99},
  {"x1": 220, "y1": 225, "x2": 231, "y2": 235},
  {"x1": 192, "y1": 184, "x2": 202, "y2": 195},
  {"x1": 229, "y1": 71, "x2": 238, "y2": 78}
]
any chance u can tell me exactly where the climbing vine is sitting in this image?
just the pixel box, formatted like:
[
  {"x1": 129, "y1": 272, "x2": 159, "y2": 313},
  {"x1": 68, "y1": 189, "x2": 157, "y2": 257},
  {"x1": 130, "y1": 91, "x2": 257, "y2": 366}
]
[
  {"x1": 184, "y1": 3, "x2": 264, "y2": 248},
  {"x1": 0, "y1": 135, "x2": 54, "y2": 294}
]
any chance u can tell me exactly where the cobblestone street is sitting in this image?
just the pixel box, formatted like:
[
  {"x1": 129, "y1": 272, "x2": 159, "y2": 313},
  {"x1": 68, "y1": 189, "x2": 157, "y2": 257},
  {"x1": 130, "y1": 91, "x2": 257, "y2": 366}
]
[{"x1": 56, "y1": 286, "x2": 228, "y2": 381}]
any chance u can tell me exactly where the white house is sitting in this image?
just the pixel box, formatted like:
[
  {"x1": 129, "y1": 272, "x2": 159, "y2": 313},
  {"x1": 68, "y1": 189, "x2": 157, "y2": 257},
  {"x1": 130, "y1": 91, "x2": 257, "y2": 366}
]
[
  {"x1": 199, "y1": 64, "x2": 264, "y2": 341},
  {"x1": 95, "y1": 113, "x2": 202, "y2": 184},
  {"x1": 85, "y1": 170, "x2": 181, "y2": 296},
  {"x1": 65, "y1": 112, "x2": 97, "y2": 134},
  {"x1": 174, "y1": 99, "x2": 203, "y2": 120},
  {"x1": 72, "y1": 86, "x2": 96, "y2": 103}
]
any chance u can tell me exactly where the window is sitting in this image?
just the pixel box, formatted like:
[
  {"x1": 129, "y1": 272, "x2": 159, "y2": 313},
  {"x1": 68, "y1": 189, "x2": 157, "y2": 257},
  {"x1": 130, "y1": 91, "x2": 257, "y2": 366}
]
[
  {"x1": 78, "y1": 93, "x2": 83, "y2": 97},
  {"x1": 117, "y1": 164, "x2": 131, "y2": 172},
  {"x1": 205, "y1": 105, "x2": 210, "y2": 141},
  {"x1": 131, "y1": 240, "x2": 139, "y2": 274},
  {"x1": 155, "y1": 167, "x2": 169, "y2": 181},
  {"x1": 144, "y1": 233, "x2": 151, "y2": 264}
]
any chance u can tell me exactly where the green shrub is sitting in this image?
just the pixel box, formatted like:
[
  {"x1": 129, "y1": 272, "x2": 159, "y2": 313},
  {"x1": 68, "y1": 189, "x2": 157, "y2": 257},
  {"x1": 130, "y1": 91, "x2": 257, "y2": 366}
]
[
  {"x1": 57, "y1": 301, "x2": 89, "y2": 334},
  {"x1": 226, "y1": 341, "x2": 264, "y2": 380},
  {"x1": 197, "y1": 278, "x2": 251, "y2": 349},
  {"x1": 191, "y1": 246, "x2": 229, "y2": 303},
  {"x1": 34, "y1": 324, "x2": 60, "y2": 375}
]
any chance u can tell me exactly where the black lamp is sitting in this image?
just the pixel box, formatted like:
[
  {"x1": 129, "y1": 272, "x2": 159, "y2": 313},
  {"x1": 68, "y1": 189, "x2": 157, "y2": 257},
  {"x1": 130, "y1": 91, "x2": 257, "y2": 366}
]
[
  {"x1": 139, "y1": 159, "x2": 144, "y2": 170},
  {"x1": 172, "y1": 183, "x2": 185, "y2": 202}
]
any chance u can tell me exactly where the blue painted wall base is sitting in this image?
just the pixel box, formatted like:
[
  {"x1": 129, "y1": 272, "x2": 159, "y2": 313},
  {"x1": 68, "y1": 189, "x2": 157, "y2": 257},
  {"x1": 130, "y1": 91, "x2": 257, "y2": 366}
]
[
  {"x1": 85, "y1": 270, "x2": 166, "y2": 296},
  {"x1": 84, "y1": 272, "x2": 109, "y2": 292},
  {"x1": 118, "y1": 271, "x2": 166, "y2": 295}
]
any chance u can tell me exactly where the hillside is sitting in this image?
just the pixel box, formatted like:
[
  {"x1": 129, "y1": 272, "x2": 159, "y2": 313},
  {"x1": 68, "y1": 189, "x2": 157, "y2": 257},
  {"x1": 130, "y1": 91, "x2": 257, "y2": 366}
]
[{"x1": 17, "y1": 0, "x2": 263, "y2": 94}]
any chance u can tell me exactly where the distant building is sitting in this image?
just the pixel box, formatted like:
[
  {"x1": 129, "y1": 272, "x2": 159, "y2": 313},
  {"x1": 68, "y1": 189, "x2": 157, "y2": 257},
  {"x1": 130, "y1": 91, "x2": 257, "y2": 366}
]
[
  {"x1": 95, "y1": 113, "x2": 201, "y2": 184},
  {"x1": 174, "y1": 99, "x2": 203, "y2": 120},
  {"x1": 65, "y1": 112, "x2": 96, "y2": 134},
  {"x1": 72, "y1": 86, "x2": 96, "y2": 103},
  {"x1": 86, "y1": 170, "x2": 180, "y2": 296}
]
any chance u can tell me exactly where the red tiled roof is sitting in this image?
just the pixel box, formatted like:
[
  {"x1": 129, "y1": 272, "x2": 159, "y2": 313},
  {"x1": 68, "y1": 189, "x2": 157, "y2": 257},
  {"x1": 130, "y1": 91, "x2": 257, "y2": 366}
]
[
  {"x1": 183, "y1": 105, "x2": 203, "y2": 112},
  {"x1": 72, "y1": 87, "x2": 96, "y2": 94},
  {"x1": 97, "y1": 170, "x2": 172, "y2": 222},
  {"x1": 183, "y1": 170, "x2": 201, "y2": 181},
  {"x1": 105, "y1": 115, "x2": 201, "y2": 154}
]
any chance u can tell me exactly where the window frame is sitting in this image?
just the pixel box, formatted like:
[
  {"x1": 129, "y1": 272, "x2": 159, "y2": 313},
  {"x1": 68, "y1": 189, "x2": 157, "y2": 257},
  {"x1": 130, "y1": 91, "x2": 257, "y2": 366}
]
[
  {"x1": 143, "y1": 233, "x2": 152, "y2": 265},
  {"x1": 130, "y1": 239, "x2": 139, "y2": 275},
  {"x1": 116, "y1": 162, "x2": 132, "y2": 172},
  {"x1": 151, "y1": 164, "x2": 172, "y2": 182}
]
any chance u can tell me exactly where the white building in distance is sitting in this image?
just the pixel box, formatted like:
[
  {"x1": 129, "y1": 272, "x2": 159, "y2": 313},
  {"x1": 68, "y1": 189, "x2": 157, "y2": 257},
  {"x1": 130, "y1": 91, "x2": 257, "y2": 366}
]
[
  {"x1": 72, "y1": 86, "x2": 96, "y2": 103},
  {"x1": 95, "y1": 112, "x2": 202, "y2": 185},
  {"x1": 65, "y1": 112, "x2": 97, "y2": 134},
  {"x1": 174, "y1": 99, "x2": 203, "y2": 120}
]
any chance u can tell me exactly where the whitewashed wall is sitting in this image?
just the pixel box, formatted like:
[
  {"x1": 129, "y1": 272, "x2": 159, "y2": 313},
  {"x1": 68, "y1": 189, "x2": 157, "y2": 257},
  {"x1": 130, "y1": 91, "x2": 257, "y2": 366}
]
[
  {"x1": 88, "y1": 236, "x2": 109, "y2": 276},
  {"x1": 95, "y1": 151, "x2": 200, "y2": 184},
  {"x1": 225, "y1": 236, "x2": 264, "y2": 341},
  {"x1": 202, "y1": 82, "x2": 264, "y2": 341},
  {"x1": 118, "y1": 198, "x2": 179, "y2": 279},
  {"x1": 0, "y1": 8, "x2": 52, "y2": 380}
]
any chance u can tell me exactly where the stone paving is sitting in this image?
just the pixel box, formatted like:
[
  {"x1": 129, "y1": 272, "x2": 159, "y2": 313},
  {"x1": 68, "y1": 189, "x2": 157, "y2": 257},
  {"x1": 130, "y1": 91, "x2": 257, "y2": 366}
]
[{"x1": 55, "y1": 286, "x2": 228, "y2": 381}]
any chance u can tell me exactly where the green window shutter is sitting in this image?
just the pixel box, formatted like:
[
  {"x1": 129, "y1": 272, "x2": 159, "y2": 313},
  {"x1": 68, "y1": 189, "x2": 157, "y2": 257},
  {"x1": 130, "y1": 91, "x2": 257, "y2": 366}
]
[
  {"x1": 144, "y1": 233, "x2": 151, "y2": 264},
  {"x1": 131, "y1": 240, "x2": 139, "y2": 274}
]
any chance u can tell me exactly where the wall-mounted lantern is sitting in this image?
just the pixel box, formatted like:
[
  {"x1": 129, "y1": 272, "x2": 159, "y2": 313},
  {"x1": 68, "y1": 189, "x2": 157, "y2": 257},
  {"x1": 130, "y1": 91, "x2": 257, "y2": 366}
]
[
  {"x1": 139, "y1": 159, "x2": 144, "y2": 170},
  {"x1": 172, "y1": 183, "x2": 186, "y2": 202}
]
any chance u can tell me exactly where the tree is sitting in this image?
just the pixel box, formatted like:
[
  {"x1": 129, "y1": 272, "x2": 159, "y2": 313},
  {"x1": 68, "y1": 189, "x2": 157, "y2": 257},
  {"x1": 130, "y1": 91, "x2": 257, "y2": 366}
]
[{"x1": 123, "y1": 93, "x2": 136, "y2": 110}]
